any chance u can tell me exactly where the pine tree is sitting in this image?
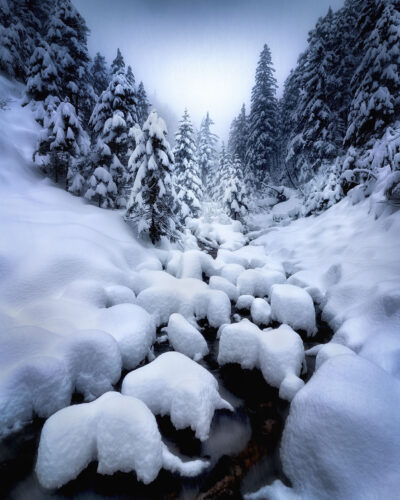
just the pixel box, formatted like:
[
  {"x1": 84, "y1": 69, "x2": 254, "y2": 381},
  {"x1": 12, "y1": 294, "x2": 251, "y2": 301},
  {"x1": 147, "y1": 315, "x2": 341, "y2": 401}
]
[
  {"x1": 173, "y1": 109, "x2": 202, "y2": 219},
  {"x1": 228, "y1": 103, "x2": 248, "y2": 165},
  {"x1": 45, "y1": 0, "x2": 94, "y2": 121},
  {"x1": 198, "y1": 112, "x2": 218, "y2": 189},
  {"x1": 213, "y1": 143, "x2": 231, "y2": 202},
  {"x1": 91, "y1": 52, "x2": 109, "y2": 97},
  {"x1": 89, "y1": 71, "x2": 138, "y2": 205},
  {"x1": 223, "y1": 155, "x2": 249, "y2": 221},
  {"x1": 125, "y1": 111, "x2": 181, "y2": 243},
  {"x1": 126, "y1": 65, "x2": 135, "y2": 88},
  {"x1": 345, "y1": 0, "x2": 400, "y2": 147},
  {"x1": 34, "y1": 98, "x2": 89, "y2": 186},
  {"x1": 85, "y1": 165, "x2": 117, "y2": 208},
  {"x1": 111, "y1": 48, "x2": 125, "y2": 75},
  {"x1": 137, "y1": 81, "x2": 150, "y2": 127}
]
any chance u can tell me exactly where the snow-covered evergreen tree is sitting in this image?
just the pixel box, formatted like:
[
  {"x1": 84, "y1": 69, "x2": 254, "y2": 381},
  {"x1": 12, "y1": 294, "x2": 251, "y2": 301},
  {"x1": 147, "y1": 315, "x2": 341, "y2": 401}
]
[
  {"x1": 345, "y1": 0, "x2": 400, "y2": 147},
  {"x1": 173, "y1": 109, "x2": 202, "y2": 219},
  {"x1": 223, "y1": 155, "x2": 249, "y2": 221},
  {"x1": 228, "y1": 103, "x2": 248, "y2": 165},
  {"x1": 91, "y1": 52, "x2": 109, "y2": 97},
  {"x1": 198, "y1": 112, "x2": 218, "y2": 189},
  {"x1": 246, "y1": 44, "x2": 279, "y2": 187},
  {"x1": 137, "y1": 81, "x2": 150, "y2": 127},
  {"x1": 34, "y1": 98, "x2": 89, "y2": 186},
  {"x1": 213, "y1": 143, "x2": 231, "y2": 202},
  {"x1": 111, "y1": 48, "x2": 125, "y2": 75},
  {"x1": 89, "y1": 70, "x2": 138, "y2": 205},
  {"x1": 125, "y1": 111, "x2": 181, "y2": 243},
  {"x1": 126, "y1": 65, "x2": 135, "y2": 88},
  {"x1": 85, "y1": 165, "x2": 117, "y2": 208}
]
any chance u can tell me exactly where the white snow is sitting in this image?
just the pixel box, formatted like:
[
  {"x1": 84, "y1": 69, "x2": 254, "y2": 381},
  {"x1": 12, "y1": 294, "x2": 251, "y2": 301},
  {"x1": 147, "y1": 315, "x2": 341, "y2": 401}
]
[
  {"x1": 122, "y1": 352, "x2": 233, "y2": 441},
  {"x1": 166, "y1": 313, "x2": 208, "y2": 361},
  {"x1": 218, "y1": 320, "x2": 304, "y2": 401},
  {"x1": 36, "y1": 392, "x2": 209, "y2": 489},
  {"x1": 219, "y1": 262, "x2": 245, "y2": 285},
  {"x1": 250, "y1": 298, "x2": 271, "y2": 326},
  {"x1": 270, "y1": 284, "x2": 317, "y2": 336},
  {"x1": 236, "y1": 294, "x2": 255, "y2": 311},
  {"x1": 209, "y1": 275, "x2": 239, "y2": 302},
  {"x1": 237, "y1": 269, "x2": 286, "y2": 298}
]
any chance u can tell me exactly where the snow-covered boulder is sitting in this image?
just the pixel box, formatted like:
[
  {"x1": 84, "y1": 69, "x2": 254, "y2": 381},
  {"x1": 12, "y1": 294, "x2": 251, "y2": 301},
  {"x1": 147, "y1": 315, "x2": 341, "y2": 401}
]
[
  {"x1": 97, "y1": 304, "x2": 156, "y2": 369},
  {"x1": 306, "y1": 342, "x2": 355, "y2": 371},
  {"x1": 176, "y1": 250, "x2": 219, "y2": 280},
  {"x1": 105, "y1": 285, "x2": 136, "y2": 306},
  {"x1": 250, "y1": 298, "x2": 271, "y2": 326},
  {"x1": 218, "y1": 320, "x2": 304, "y2": 401},
  {"x1": 270, "y1": 284, "x2": 317, "y2": 336},
  {"x1": 0, "y1": 326, "x2": 121, "y2": 435},
  {"x1": 260, "y1": 355, "x2": 400, "y2": 500},
  {"x1": 220, "y1": 263, "x2": 245, "y2": 285},
  {"x1": 236, "y1": 294, "x2": 255, "y2": 311},
  {"x1": 61, "y1": 279, "x2": 109, "y2": 308},
  {"x1": 122, "y1": 352, "x2": 233, "y2": 441},
  {"x1": 36, "y1": 392, "x2": 209, "y2": 489},
  {"x1": 209, "y1": 275, "x2": 239, "y2": 302},
  {"x1": 237, "y1": 269, "x2": 286, "y2": 298},
  {"x1": 167, "y1": 313, "x2": 208, "y2": 361}
]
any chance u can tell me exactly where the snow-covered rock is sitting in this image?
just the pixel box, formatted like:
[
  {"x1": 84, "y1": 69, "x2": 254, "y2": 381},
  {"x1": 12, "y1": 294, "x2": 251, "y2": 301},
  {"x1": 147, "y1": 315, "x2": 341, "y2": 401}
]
[
  {"x1": 209, "y1": 275, "x2": 239, "y2": 302},
  {"x1": 122, "y1": 352, "x2": 233, "y2": 440},
  {"x1": 167, "y1": 313, "x2": 208, "y2": 361},
  {"x1": 36, "y1": 392, "x2": 209, "y2": 489},
  {"x1": 0, "y1": 326, "x2": 121, "y2": 435},
  {"x1": 261, "y1": 355, "x2": 400, "y2": 500},
  {"x1": 236, "y1": 294, "x2": 255, "y2": 311},
  {"x1": 105, "y1": 285, "x2": 136, "y2": 306},
  {"x1": 307, "y1": 342, "x2": 355, "y2": 371},
  {"x1": 61, "y1": 279, "x2": 109, "y2": 308},
  {"x1": 218, "y1": 320, "x2": 304, "y2": 401},
  {"x1": 237, "y1": 269, "x2": 286, "y2": 298},
  {"x1": 270, "y1": 284, "x2": 317, "y2": 336},
  {"x1": 219, "y1": 263, "x2": 245, "y2": 285},
  {"x1": 250, "y1": 298, "x2": 271, "y2": 326}
]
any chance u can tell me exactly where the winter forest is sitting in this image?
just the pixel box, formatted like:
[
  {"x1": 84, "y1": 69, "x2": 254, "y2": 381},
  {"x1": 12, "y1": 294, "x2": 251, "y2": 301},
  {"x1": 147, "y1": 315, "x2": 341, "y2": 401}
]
[{"x1": 0, "y1": 0, "x2": 400, "y2": 498}]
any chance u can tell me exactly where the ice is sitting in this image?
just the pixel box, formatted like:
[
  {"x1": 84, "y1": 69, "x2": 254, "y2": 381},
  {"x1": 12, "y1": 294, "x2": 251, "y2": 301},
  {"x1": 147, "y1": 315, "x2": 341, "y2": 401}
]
[
  {"x1": 262, "y1": 355, "x2": 400, "y2": 500},
  {"x1": 122, "y1": 352, "x2": 233, "y2": 441},
  {"x1": 237, "y1": 269, "x2": 286, "y2": 298},
  {"x1": 270, "y1": 284, "x2": 317, "y2": 336},
  {"x1": 218, "y1": 320, "x2": 304, "y2": 401},
  {"x1": 36, "y1": 392, "x2": 209, "y2": 489},
  {"x1": 209, "y1": 275, "x2": 239, "y2": 302},
  {"x1": 250, "y1": 298, "x2": 271, "y2": 326},
  {"x1": 167, "y1": 313, "x2": 209, "y2": 361},
  {"x1": 0, "y1": 326, "x2": 121, "y2": 435}
]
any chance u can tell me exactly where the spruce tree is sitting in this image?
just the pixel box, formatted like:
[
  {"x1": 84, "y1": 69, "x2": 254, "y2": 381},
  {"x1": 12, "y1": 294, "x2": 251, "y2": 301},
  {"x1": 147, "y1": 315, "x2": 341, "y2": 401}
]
[
  {"x1": 173, "y1": 109, "x2": 202, "y2": 219},
  {"x1": 213, "y1": 143, "x2": 231, "y2": 202},
  {"x1": 223, "y1": 155, "x2": 249, "y2": 221},
  {"x1": 85, "y1": 166, "x2": 117, "y2": 208},
  {"x1": 91, "y1": 52, "x2": 109, "y2": 97},
  {"x1": 111, "y1": 48, "x2": 125, "y2": 75},
  {"x1": 126, "y1": 65, "x2": 136, "y2": 88},
  {"x1": 198, "y1": 112, "x2": 218, "y2": 189},
  {"x1": 228, "y1": 103, "x2": 248, "y2": 165},
  {"x1": 246, "y1": 44, "x2": 278, "y2": 187},
  {"x1": 125, "y1": 111, "x2": 180, "y2": 243},
  {"x1": 137, "y1": 81, "x2": 150, "y2": 127}
]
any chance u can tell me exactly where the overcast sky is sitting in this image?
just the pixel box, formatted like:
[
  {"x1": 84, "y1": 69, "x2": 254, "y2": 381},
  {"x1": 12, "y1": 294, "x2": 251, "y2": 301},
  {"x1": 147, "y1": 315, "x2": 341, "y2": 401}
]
[{"x1": 73, "y1": 0, "x2": 345, "y2": 140}]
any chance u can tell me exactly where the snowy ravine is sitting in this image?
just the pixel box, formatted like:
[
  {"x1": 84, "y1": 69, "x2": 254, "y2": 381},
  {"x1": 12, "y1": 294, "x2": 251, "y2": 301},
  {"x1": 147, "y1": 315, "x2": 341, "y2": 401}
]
[{"x1": 1, "y1": 76, "x2": 400, "y2": 500}]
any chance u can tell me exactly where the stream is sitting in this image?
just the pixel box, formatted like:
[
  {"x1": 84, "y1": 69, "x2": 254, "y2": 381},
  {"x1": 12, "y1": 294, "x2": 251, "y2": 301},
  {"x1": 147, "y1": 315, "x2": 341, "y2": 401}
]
[{"x1": 0, "y1": 241, "x2": 333, "y2": 499}]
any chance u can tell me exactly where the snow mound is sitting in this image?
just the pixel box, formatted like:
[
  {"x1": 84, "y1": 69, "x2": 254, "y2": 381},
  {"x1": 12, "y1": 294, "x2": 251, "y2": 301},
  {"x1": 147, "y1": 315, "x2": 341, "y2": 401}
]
[
  {"x1": 236, "y1": 294, "x2": 255, "y2": 311},
  {"x1": 122, "y1": 352, "x2": 233, "y2": 440},
  {"x1": 219, "y1": 263, "x2": 245, "y2": 285},
  {"x1": 310, "y1": 342, "x2": 355, "y2": 371},
  {"x1": 169, "y1": 250, "x2": 219, "y2": 280},
  {"x1": 105, "y1": 285, "x2": 136, "y2": 306},
  {"x1": 218, "y1": 320, "x2": 304, "y2": 401},
  {"x1": 167, "y1": 313, "x2": 208, "y2": 361},
  {"x1": 231, "y1": 245, "x2": 285, "y2": 274},
  {"x1": 270, "y1": 284, "x2": 317, "y2": 336},
  {"x1": 265, "y1": 355, "x2": 400, "y2": 500},
  {"x1": 36, "y1": 392, "x2": 209, "y2": 489},
  {"x1": 250, "y1": 298, "x2": 271, "y2": 326},
  {"x1": 209, "y1": 275, "x2": 239, "y2": 302},
  {"x1": 237, "y1": 269, "x2": 286, "y2": 298},
  {"x1": 0, "y1": 326, "x2": 121, "y2": 435},
  {"x1": 191, "y1": 217, "x2": 246, "y2": 251}
]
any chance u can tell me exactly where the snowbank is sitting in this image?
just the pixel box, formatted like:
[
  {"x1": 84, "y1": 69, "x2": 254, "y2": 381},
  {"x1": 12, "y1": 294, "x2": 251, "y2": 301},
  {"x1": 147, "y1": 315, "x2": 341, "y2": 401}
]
[
  {"x1": 218, "y1": 320, "x2": 304, "y2": 401},
  {"x1": 36, "y1": 392, "x2": 209, "y2": 489},
  {"x1": 122, "y1": 352, "x2": 233, "y2": 440}
]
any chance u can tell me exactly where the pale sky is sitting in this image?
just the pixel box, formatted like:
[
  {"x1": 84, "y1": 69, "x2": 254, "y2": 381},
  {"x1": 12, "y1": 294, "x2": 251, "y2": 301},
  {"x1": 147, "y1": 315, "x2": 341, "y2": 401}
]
[{"x1": 74, "y1": 0, "x2": 345, "y2": 140}]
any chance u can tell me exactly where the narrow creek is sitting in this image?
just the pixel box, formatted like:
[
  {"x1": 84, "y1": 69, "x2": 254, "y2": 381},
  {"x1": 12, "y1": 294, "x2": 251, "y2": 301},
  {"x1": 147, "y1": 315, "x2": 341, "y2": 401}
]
[{"x1": 0, "y1": 241, "x2": 333, "y2": 499}]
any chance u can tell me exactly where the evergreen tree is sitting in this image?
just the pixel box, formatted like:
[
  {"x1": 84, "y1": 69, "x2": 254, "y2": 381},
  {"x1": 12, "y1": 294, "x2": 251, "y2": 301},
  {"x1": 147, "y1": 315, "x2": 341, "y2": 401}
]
[
  {"x1": 111, "y1": 48, "x2": 125, "y2": 75},
  {"x1": 91, "y1": 52, "x2": 109, "y2": 97},
  {"x1": 137, "y1": 81, "x2": 150, "y2": 127},
  {"x1": 173, "y1": 109, "x2": 202, "y2": 219},
  {"x1": 213, "y1": 143, "x2": 231, "y2": 202},
  {"x1": 345, "y1": 0, "x2": 400, "y2": 147},
  {"x1": 223, "y1": 155, "x2": 249, "y2": 221},
  {"x1": 246, "y1": 44, "x2": 278, "y2": 187},
  {"x1": 198, "y1": 112, "x2": 218, "y2": 189},
  {"x1": 85, "y1": 165, "x2": 117, "y2": 208},
  {"x1": 89, "y1": 71, "x2": 138, "y2": 205},
  {"x1": 125, "y1": 111, "x2": 180, "y2": 243},
  {"x1": 126, "y1": 65, "x2": 135, "y2": 88},
  {"x1": 228, "y1": 103, "x2": 248, "y2": 165},
  {"x1": 34, "y1": 98, "x2": 89, "y2": 186}
]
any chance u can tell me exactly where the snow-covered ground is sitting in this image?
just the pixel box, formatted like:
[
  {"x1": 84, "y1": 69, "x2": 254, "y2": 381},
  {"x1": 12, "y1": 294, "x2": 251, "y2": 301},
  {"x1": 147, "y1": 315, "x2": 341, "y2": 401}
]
[{"x1": 1, "y1": 76, "x2": 400, "y2": 498}]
